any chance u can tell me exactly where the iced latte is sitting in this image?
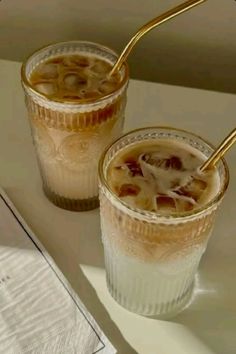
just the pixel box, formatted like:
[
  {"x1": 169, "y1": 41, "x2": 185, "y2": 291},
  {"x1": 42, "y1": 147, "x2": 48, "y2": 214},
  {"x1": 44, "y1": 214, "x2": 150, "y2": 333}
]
[
  {"x1": 21, "y1": 41, "x2": 129, "y2": 211},
  {"x1": 99, "y1": 127, "x2": 229, "y2": 317}
]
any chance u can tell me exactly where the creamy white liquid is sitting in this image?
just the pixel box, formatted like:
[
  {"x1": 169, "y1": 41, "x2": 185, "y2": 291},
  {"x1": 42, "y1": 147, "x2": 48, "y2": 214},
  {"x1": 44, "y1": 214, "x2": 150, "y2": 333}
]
[
  {"x1": 32, "y1": 116, "x2": 123, "y2": 199},
  {"x1": 103, "y1": 236, "x2": 207, "y2": 316}
]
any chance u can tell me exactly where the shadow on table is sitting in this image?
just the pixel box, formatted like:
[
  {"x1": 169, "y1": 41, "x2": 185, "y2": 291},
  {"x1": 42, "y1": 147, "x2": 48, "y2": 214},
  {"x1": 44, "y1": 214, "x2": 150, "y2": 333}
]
[
  {"x1": 173, "y1": 308, "x2": 235, "y2": 354},
  {"x1": 57, "y1": 255, "x2": 137, "y2": 354},
  {"x1": 171, "y1": 258, "x2": 236, "y2": 354}
]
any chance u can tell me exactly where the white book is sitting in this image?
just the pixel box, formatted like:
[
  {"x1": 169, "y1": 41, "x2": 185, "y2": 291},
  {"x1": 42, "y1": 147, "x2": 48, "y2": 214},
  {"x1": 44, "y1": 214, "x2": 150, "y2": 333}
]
[{"x1": 0, "y1": 189, "x2": 116, "y2": 354}]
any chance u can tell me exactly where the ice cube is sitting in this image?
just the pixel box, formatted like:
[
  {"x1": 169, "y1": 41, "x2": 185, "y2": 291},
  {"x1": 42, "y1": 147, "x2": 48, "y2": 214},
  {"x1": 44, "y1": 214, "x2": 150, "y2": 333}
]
[
  {"x1": 186, "y1": 178, "x2": 207, "y2": 201},
  {"x1": 72, "y1": 55, "x2": 90, "y2": 67},
  {"x1": 36, "y1": 63, "x2": 58, "y2": 79},
  {"x1": 118, "y1": 183, "x2": 141, "y2": 197},
  {"x1": 50, "y1": 57, "x2": 64, "y2": 64},
  {"x1": 168, "y1": 190, "x2": 196, "y2": 208},
  {"x1": 34, "y1": 82, "x2": 57, "y2": 96},
  {"x1": 156, "y1": 195, "x2": 176, "y2": 211},
  {"x1": 62, "y1": 56, "x2": 74, "y2": 67},
  {"x1": 63, "y1": 73, "x2": 88, "y2": 91},
  {"x1": 82, "y1": 90, "x2": 100, "y2": 99},
  {"x1": 63, "y1": 55, "x2": 90, "y2": 68},
  {"x1": 169, "y1": 156, "x2": 182, "y2": 170},
  {"x1": 91, "y1": 60, "x2": 111, "y2": 75},
  {"x1": 192, "y1": 178, "x2": 207, "y2": 191},
  {"x1": 175, "y1": 199, "x2": 194, "y2": 212},
  {"x1": 147, "y1": 154, "x2": 182, "y2": 170},
  {"x1": 99, "y1": 79, "x2": 117, "y2": 95},
  {"x1": 124, "y1": 158, "x2": 143, "y2": 177}
]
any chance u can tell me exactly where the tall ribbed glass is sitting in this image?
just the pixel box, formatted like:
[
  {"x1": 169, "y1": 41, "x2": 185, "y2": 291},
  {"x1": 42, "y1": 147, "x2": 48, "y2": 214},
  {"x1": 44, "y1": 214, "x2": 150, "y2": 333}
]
[
  {"x1": 21, "y1": 41, "x2": 129, "y2": 211},
  {"x1": 99, "y1": 127, "x2": 229, "y2": 317}
]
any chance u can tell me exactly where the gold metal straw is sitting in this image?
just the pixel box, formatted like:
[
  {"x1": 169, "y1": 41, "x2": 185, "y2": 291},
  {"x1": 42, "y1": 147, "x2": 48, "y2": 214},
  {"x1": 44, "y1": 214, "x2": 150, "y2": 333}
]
[
  {"x1": 110, "y1": 0, "x2": 207, "y2": 76},
  {"x1": 200, "y1": 128, "x2": 236, "y2": 172}
]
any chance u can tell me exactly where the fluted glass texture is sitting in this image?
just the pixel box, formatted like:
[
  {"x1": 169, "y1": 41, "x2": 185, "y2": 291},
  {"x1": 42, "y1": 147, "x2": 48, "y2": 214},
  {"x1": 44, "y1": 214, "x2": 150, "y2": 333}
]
[
  {"x1": 22, "y1": 41, "x2": 129, "y2": 211},
  {"x1": 99, "y1": 127, "x2": 229, "y2": 317}
]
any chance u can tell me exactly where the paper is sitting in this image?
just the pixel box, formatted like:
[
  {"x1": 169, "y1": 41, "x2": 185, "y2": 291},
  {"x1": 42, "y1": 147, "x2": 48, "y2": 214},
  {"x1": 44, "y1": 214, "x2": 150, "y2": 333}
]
[{"x1": 0, "y1": 189, "x2": 116, "y2": 354}]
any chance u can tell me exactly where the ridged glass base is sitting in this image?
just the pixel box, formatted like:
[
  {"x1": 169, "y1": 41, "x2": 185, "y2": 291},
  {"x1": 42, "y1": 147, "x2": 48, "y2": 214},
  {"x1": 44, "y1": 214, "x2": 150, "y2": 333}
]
[
  {"x1": 103, "y1": 239, "x2": 197, "y2": 318},
  {"x1": 107, "y1": 276, "x2": 193, "y2": 319},
  {"x1": 44, "y1": 187, "x2": 99, "y2": 211}
]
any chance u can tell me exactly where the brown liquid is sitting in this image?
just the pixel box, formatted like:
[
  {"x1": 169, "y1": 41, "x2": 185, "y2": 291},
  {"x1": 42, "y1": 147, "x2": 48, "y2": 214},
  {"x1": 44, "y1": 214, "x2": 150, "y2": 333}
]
[
  {"x1": 30, "y1": 54, "x2": 121, "y2": 101},
  {"x1": 107, "y1": 140, "x2": 218, "y2": 213}
]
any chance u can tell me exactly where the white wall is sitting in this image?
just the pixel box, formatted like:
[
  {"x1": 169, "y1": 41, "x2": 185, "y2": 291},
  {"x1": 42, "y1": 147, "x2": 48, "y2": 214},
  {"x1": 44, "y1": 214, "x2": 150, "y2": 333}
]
[{"x1": 1, "y1": 0, "x2": 236, "y2": 93}]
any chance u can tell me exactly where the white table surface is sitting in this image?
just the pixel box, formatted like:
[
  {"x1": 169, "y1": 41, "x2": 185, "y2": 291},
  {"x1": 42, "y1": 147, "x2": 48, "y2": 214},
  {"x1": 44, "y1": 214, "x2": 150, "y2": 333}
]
[{"x1": 0, "y1": 58, "x2": 235, "y2": 354}]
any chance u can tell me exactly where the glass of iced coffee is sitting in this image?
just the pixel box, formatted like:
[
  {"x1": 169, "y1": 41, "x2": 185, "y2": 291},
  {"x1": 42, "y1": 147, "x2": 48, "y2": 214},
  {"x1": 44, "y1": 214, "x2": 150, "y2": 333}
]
[
  {"x1": 99, "y1": 127, "x2": 229, "y2": 317},
  {"x1": 21, "y1": 41, "x2": 129, "y2": 211}
]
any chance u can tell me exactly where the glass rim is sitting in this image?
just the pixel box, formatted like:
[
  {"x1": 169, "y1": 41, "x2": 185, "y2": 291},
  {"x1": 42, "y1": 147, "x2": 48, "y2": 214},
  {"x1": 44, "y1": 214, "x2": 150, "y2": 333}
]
[
  {"x1": 98, "y1": 126, "x2": 230, "y2": 221},
  {"x1": 21, "y1": 40, "x2": 129, "y2": 106}
]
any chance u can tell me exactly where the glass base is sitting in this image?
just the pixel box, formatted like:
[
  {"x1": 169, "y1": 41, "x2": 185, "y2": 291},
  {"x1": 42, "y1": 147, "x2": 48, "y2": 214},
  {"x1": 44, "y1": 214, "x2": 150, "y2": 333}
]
[
  {"x1": 44, "y1": 187, "x2": 99, "y2": 211},
  {"x1": 103, "y1": 240, "x2": 196, "y2": 318},
  {"x1": 107, "y1": 277, "x2": 194, "y2": 319}
]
